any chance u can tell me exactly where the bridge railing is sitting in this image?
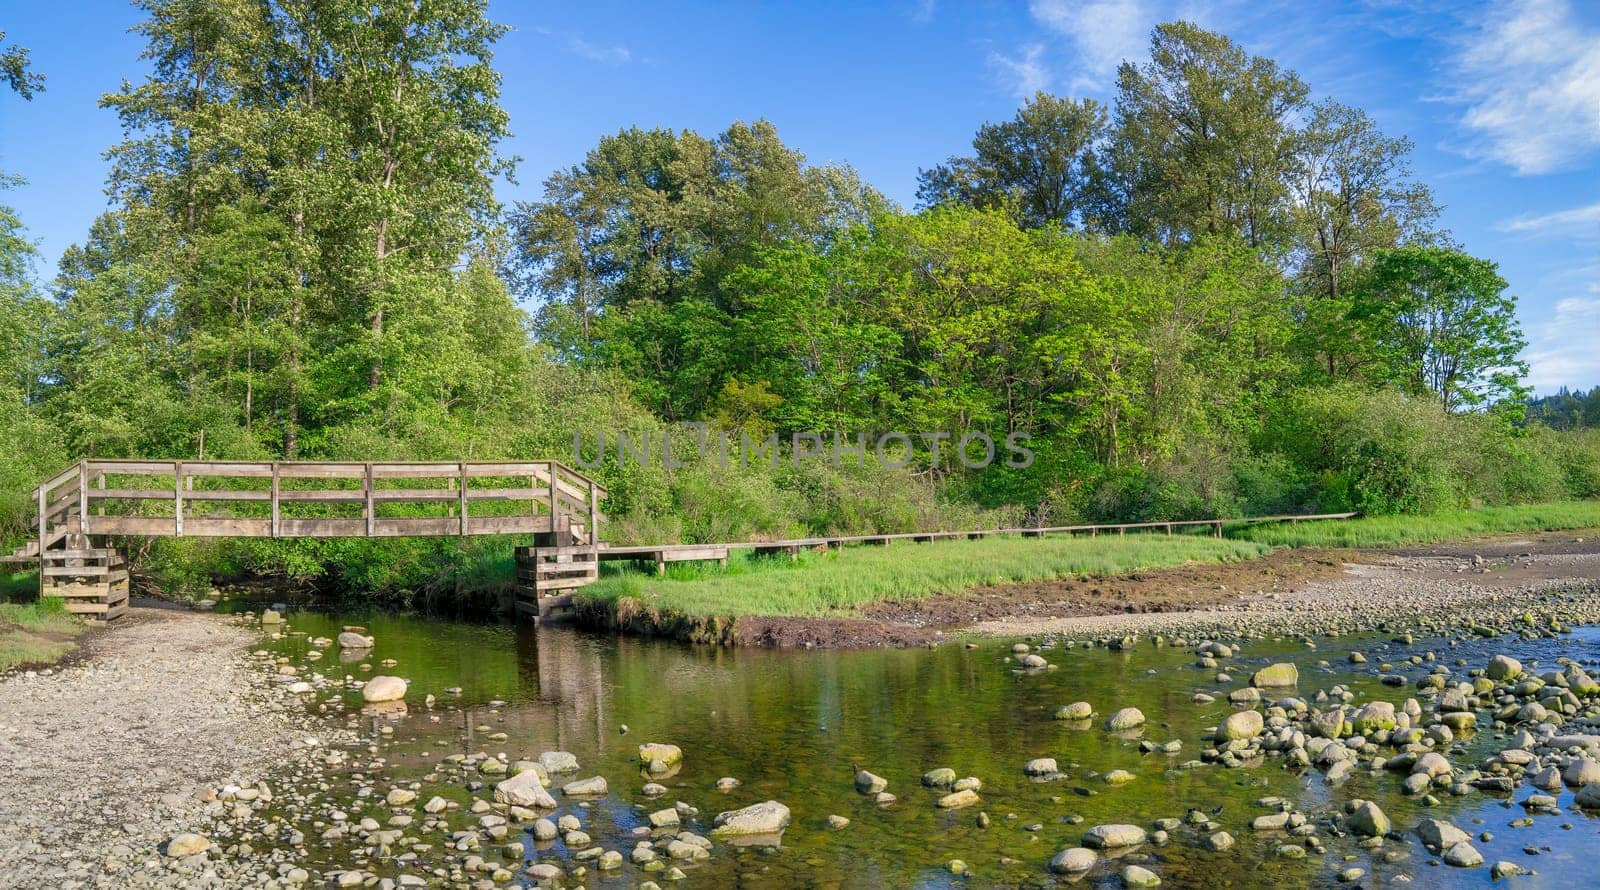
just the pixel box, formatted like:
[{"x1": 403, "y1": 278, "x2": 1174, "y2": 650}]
[{"x1": 34, "y1": 458, "x2": 607, "y2": 542}]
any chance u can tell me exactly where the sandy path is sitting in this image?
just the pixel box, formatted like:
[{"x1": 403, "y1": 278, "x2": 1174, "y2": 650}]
[{"x1": 0, "y1": 606, "x2": 294, "y2": 888}]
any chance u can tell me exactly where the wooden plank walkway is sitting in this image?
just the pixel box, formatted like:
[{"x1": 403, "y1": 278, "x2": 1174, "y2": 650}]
[{"x1": 594, "y1": 513, "x2": 1359, "y2": 573}]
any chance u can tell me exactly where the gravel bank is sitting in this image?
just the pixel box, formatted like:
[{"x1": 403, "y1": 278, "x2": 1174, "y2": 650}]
[
  {"x1": 0, "y1": 605, "x2": 298, "y2": 888},
  {"x1": 965, "y1": 546, "x2": 1600, "y2": 640}
]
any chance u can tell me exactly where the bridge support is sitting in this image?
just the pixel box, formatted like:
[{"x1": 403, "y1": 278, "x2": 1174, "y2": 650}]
[
  {"x1": 41, "y1": 541, "x2": 129, "y2": 620},
  {"x1": 514, "y1": 523, "x2": 599, "y2": 623}
]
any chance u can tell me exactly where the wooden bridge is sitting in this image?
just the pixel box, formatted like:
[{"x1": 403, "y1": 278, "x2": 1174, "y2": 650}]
[
  {"x1": 6, "y1": 456, "x2": 1358, "y2": 624},
  {"x1": 6, "y1": 458, "x2": 606, "y2": 620}
]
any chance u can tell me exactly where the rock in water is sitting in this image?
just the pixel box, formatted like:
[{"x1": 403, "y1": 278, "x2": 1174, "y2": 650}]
[
  {"x1": 937, "y1": 789, "x2": 981, "y2": 809},
  {"x1": 1415, "y1": 818, "x2": 1469, "y2": 851},
  {"x1": 710, "y1": 801, "x2": 791, "y2": 838},
  {"x1": 1347, "y1": 801, "x2": 1390, "y2": 837},
  {"x1": 638, "y1": 743, "x2": 683, "y2": 771},
  {"x1": 1442, "y1": 841, "x2": 1483, "y2": 868},
  {"x1": 1049, "y1": 847, "x2": 1096, "y2": 874},
  {"x1": 166, "y1": 834, "x2": 211, "y2": 857},
  {"x1": 493, "y1": 771, "x2": 556, "y2": 809},
  {"x1": 1219, "y1": 710, "x2": 1264, "y2": 741},
  {"x1": 1487, "y1": 654, "x2": 1522, "y2": 681},
  {"x1": 1251, "y1": 663, "x2": 1299, "y2": 687},
  {"x1": 1023, "y1": 758, "x2": 1059, "y2": 776},
  {"x1": 1105, "y1": 708, "x2": 1146, "y2": 731},
  {"x1": 1122, "y1": 865, "x2": 1162, "y2": 887},
  {"x1": 1055, "y1": 701, "x2": 1094, "y2": 720},
  {"x1": 1082, "y1": 824, "x2": 1148, "y2": 848},
  {"x1": 561, "y1": 776, "x2": 608, "y2": 796},
  {"x1": 259, "y1": 610, "x2": 282, "y2": 624},
  {"x1": 854, "y1": 770, "x2": 887, "y2": 793},
  {"x1": 361, "y1": 675, "x2": 407, "y2": 703},
  {"x1": 337, "y1": 631, "x2": 374, "y2": 649}
]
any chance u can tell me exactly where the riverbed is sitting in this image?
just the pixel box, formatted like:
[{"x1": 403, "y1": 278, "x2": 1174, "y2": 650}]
[{"x1": 244, "y1": 607, "x2": 1598, "y2": 888}]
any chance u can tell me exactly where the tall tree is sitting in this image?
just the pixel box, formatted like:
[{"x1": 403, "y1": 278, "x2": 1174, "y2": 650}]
[
  {"x1": 1349, "y1": 247, "x2": 1528, "y2": 412},
  {"x1": 1106, "y1": 22, "x2": 1308, "y2": 250},
  {"x1": 916, "y1": 92, "x2": 1108, "y2": 229}
]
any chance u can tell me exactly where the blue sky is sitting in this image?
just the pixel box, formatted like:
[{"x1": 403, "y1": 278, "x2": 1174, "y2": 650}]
[{"x1": 1, "y1": 0, "x2": 1597, "y2": 392}]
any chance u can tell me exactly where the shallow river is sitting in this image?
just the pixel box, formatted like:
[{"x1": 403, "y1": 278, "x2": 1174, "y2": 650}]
[{"x1": 262, "y1": 610, "x2": 1600, "y2": 888}]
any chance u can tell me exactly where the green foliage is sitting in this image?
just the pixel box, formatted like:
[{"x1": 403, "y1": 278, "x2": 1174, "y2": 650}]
[{"x1": 1234, "y1": 501, "x2": 1600, "y2": 549}]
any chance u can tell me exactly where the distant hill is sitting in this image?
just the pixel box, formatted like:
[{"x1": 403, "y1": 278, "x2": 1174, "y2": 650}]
[{"x1": 1527, "y1": 387, "x2": 1600, "y2": 430}]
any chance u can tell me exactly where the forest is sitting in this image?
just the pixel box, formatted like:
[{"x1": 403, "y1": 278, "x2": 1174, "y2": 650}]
[{"x1": 0, "y1": 7, "x2": 1596, "y2": 602}]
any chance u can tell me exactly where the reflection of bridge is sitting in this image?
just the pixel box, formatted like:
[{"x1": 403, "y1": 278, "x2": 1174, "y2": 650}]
[{"x1": 6, "y1": 459, "x2": 606, "y2": 620}]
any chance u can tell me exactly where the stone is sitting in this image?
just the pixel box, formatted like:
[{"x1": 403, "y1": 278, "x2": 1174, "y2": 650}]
[
  {"x1": 1083, "y1": 824, "x2": 1147, "y2": 848},
  {"x1": 1102, "y1": 769, "x2": 1135, "y2": 785},
  {"x1": 937, "y1": 789, "x2": 981, "y2": 809},
  {"x1": 922, "y1": 768, "x2": 957, "y2": 788},
  {"x1": 1122, "y1": 865, "x2": 1162, "y2": 887},
  {"x1": 639, "y1": 743, "x2": 682, "y2": 770},
  {"x1": 385, "y1": 788, "x2": 416, "y2": 806},
  {"x1": 1048, "y1": 847, "x2": 1096, "y2": 874},
  {"x1": 360, "y1": 675, "x2": 407, "y2": 703},
  {"x1": 1056, "y1": 701, "x2": 1094, "y2": 720},
  {"x1": 1442, "y1": 841, "x2": 1483, "y2": 868},
  {"x1": 1252, "y1": 663, "x2": 1299, "y2": 687},
  {"x1": 1415, "y1": 818, "x2": 1470, "y2": 851},
  {"x1": 1023, "y1": 758, "x2": 1059, "y2": 776},
  {"x1": 1563, "y1": 757, "x2": 1600, "y2": 787},
  {"x1": 855, "y1": 770, "x2": 887, "y2": 793},
  {"x1": 562, "y1": 776, "x2": 608, "y2": 796},
  {"x1": 1491, "y1": 861, "x2": 1526, "y2": 879},
  {"x1": 1203, "y1": 831, "x2": 1234, "y2": 852},
  {"x1": 1347, "y1": 801, "x2": 1390, "y2": 837},
  {"x1": 165, "y1": 834, "x2": 211, "y2": 858},
  {"x1": 648, "y1": 808, "x2": 680, "y2": 828},
  {"x1": 710, "y1": 800, "x2": 791, "y2": 838},
  {"x1": 1349, "y1": 701, "x2": 1397, "y2": 734},
  {"x1": 1105, "y1": 707, "x2": 1146, "y2": 731},
  {"x1": 1574, "y1": 783, "x2": 1600, "y2": 808},
  {"x1": 1019, "y1": 653, "x2": 1048, "y2": 669},
  {"x1": 1487, "y1": 655, "x2": 1523, "y2": 681},
  {"x1": 533, "y1": 819, "x2": 558, "y2": 841},
  {"x1": 493, "y1": 770, "x2": 556, "y2": 809},
  {"x1": 259, "y1": 609, "x2": 282, "y2": 623},
  {"x1": 337, "y1": 631, "x2": 374, "y2": 649},
  {"x1": 423, "y1": 796, "x2": 448, "y2": 814},
  {"x1": 826, "y1": 815, "x2": 850, "y2": 829},
  {"x1": 1413, "y1": 752, "x2": 1452, "y2": 778},
  {"x1": 1219, "y1": 709, "x2": 1264, "y2": 741}
]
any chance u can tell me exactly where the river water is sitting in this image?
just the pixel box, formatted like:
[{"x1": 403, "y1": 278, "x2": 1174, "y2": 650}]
[{"x1": 261, "y1": 610, "x2": 1598, "y2": 888}]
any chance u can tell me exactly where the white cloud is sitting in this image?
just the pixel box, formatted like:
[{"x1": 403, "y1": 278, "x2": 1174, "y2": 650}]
[
  {"x1": 1525, "y1": 296, "x2": 1600, "y2": 391},
  {"x1": 988, "y1": 44, "x2": 1050, "y2": 98},
  {"x1": 1450, "y1": 0, "x2": 1600, "y2": 175},
  {"x1": 1028, "y1": 0, "x2": 1152, "y2": 89},
  {"x1": 910, "y1": 0, "x2": 937, "y2": 25},
  {"x1": 567, "y1": 37, "x2": 631, "y2": 65},
  {"x1": 1498, "y1": 201, "x2": 1600, "y2": 237}
]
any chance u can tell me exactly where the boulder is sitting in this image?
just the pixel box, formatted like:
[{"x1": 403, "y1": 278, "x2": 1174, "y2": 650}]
[
  {"x1": 1055, "y1": 701, "x2": 1094, "y2": 720},
  {"x1": 561, "y1": 776, "x2": 608, "y2": 796},
  {"x1": 854, "y1": 770, "x2": 887, "y2": 793},
  {"x1": 1023, "y1": 758, "x2": 1059, "y2": 776},
  {"x1": 1105, "y1": 708, "x2": 1146, "y2": 731},
  {"x1": 1442, "y1": 841, "x2": 1483, "y2": 868},
  {"x1": 710, "y1": 801, "x2": 791, "y2": 838},
  {"x1": 1487, "y1": 655, "x2": 1522, "y2": 681},
  {"x1": 936, "y1": 789, "x2": 981, "y2": 809},
  {"x1": 1347, "y1": 801, "x2": 1390, "y2": 837},
  {"x1": 1219, "y1": 710, "x2": 1264, "y2": 741},
  {"x1": 1251, "y1": 663, "x2": 1299, "y2": 687},
  {"x1": 1349, "y1": 701, "x2": 1397, "y2": 734},
  {"x1": 1415, "y1": 818, "x2": 1470, "y2": 851},
  {"x1": 337, "y1": 631, "x2": 374, "y2": 650},
  {"x1": 1082, "y1": 824, "x2": 1147, "y2": 849},
  {"x1": 1048, "y1": 847, "x2": 1096, "y2": 874},
  {"x1": 638, "y1": 743, "x2": 682, "y2": 770},
  {"x1": 360, "y1": 675, "x2": 407, "y2": 703},
  {"x1": 539, "y1": 751, "x2": 580, "y2": 773},
  {"x1": 1122, "y1": 865, "x2": 1162, "y2": 887},
  {"x1": 493, "y1": 770, "x2": 556, "y2": 809}
]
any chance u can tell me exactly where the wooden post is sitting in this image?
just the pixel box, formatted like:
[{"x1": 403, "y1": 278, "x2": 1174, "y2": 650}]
[
  {"x1": 96, "y1": 472, "x2": 105, "y2": 517},
  {"x1": 364, "y1": 463, "x2": 374, "y2": 537},
  {"x1": 458, "y1": 463, "x2": 468, "y2": 535},
  {"x1": 77, "y1": 461, "x2": 88, "y2": 535},
  {"x1": 173, "y1": 460, "x2": 184, "y2": 536},
  {"x1": 587, "y1": 479, "x2": 599, "y2": 545},
  {"x1": 270, "y1": 463, "x2": 280, "y2": 538},
  {"x1": 36, "y1": 483, "x2": 45, "y2": 596}
]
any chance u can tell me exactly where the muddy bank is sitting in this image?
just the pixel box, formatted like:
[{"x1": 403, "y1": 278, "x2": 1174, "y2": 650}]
[
  {"x1": 574, "y1": 530, "x2": 1600, "y2": 648},
  {"x1": 0, "y1": 604, "x2": 303, "y2": 888}
]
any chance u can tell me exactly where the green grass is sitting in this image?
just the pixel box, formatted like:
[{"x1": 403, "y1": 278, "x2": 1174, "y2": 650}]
[
  {"x1": 577, "y1": 533, "x2": 1273, "y2": 618},
  {"x1": 1232, "y1": 501, "x2": 1600, "y2": 549},
  {"x1": 0, "y1": 595, "x2": 86, "y2": 671}
]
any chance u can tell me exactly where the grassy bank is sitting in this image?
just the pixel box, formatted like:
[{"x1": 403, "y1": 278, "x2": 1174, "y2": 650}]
[
  {"x1": 0, "y1": 596, "x2": 86, "y2": 671},
  {"x1": 576, "y1": 533, "x2": 1272, "y2": 620},
  {"x1": 1232, "y1": 501, "x2": 1600, "y2": 549}
]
